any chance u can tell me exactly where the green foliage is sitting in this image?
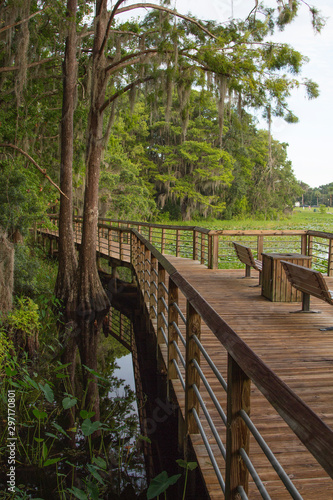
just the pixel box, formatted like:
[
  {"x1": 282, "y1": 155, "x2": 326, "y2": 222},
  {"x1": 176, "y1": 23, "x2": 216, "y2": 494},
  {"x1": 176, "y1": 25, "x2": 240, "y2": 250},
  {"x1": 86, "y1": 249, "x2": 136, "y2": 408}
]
[
  {"x1": 0, "y1": 330, "x2": 14, "y2": 375},
  {"x1": 14, "y1": 243, "x2": 57, "y2": 299},
  {"x1": 0, "y1": 159, "x2": 47, "y2": 236},
  {"x1": 7, "y1": 297, "x2": 40, "y2": 336},
  {"x1": 147, "y1": 471, "x2": 181, "y2": 499}
]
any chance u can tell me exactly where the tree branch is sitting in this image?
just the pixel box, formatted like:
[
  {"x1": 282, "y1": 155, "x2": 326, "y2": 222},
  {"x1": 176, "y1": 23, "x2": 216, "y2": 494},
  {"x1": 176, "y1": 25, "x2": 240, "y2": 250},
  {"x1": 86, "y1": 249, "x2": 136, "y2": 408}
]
[
  {"x1": 105, "y1": 48, "x2": 159, "y2": 74},
  {"x1": 0, "y1": 57, "x2": 59, "y2": 74},
  {"x1": 0, "y1": 144, "x2": 68, "y2": 200},
  {"x1": 0, "y1": 10, "x2": 42, "y2": 34},
  {"x1": 99, "y1": 0, "x2": 127, "y2": 56},
  {"x1": 115, "y1": 3, "x2": 218, "y2": 41},
  {"x1": 100, "y1": 75, "x2": 155, "y2": 113}
]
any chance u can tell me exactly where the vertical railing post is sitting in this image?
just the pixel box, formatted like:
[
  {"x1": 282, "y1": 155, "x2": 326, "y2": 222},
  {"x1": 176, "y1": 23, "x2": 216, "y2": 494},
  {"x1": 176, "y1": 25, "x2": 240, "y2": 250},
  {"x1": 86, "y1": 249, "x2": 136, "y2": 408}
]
[
  {"x1": 193, "y1": 230, "x2": 198, "y2": 261},
  {"x1": 257, "y1": 235, "x2": 264, "y2": 260},
  {"x1": 157, "y1": 263, "x2": 166, "y2": 345},
  {"x1": 212, "y1": 233, "x2": 219, "y2": 269},
  {"x1": 108, "y1": 228, "x2": 111, "y2": 259},
  {"x1": 149, "y1": 225, "x2": 153, "y2": 244},
  {"x1": 161, "y1": 228, "x2": 166, "y2": 254},
  {"x1": 168, "y1": 278, "x2": 179, "y2": 380},
  {"x1": 201, "y1": 234, "x2": 205, "y2": 265},
  {"x1": 119, "y1": 229, "x2": 123, "y2": 260},
  {"x1": 176, "y1": 229, "x2": 180, "y2": 257},
  {"x1": 328, "y1": 237, "x2": 333, "y2": 276},
  {"x1": 138, "y1": 241, "x2": 144, "y2": 290},
  {"x1": 301, "y1": 233, "x2": 308, "y2": 256},
  {"x1": 308, "y1": 234, "x2": 313, "y2": 260},
  {"x1": 150, "y1": 255, "x2": 157, "y2": 322},
  {"x1": 225, "y1": 354, "x2": 251, "y2": 500},
  {"x1": 144, "y1": 247, "x2": 150, "y2": 307},
  {"x1": 185, "y1": 301, "x2": 201, "y2": 435},
  {"x1": 208, "y1": 234, "x2": 213, "y2": 269}
]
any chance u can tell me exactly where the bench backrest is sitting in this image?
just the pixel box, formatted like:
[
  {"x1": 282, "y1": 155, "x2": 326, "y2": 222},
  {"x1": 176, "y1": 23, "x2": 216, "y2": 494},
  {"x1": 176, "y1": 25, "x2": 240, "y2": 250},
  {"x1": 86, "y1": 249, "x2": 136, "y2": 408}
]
[
  {"x1": 281, "y1": 261, "x2": 333, "y2": 305},
  {"x1": 232, "y1": 242, "x2": 258, "y2": 270}
]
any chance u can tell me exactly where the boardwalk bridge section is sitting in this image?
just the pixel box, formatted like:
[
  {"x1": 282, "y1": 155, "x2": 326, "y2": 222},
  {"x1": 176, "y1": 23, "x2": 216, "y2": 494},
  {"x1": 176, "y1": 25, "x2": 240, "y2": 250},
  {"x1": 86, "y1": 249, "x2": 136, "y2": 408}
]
[{"x1": 39, "y1": 217, "x2": 333, "y2": 500}]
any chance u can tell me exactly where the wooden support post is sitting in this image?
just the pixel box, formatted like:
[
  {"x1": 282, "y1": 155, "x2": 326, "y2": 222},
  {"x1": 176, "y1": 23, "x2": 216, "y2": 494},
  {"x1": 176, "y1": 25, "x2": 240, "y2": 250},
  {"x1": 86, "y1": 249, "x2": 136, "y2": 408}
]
[
  {"x1": 176, "y1": 229, "x2": 180, "y2": 257},
  {"x1": 302, "y1": 292, "x2": 311, "y2": 312},
  {"x1": 168, "y1": 278, "x2": 179, "y2": 380},
  {"x1": 308, "y1": 235, "x2": 313, "y2": 258},
  {"x1": 208, "y1": 234, "x2": 213, "y2": 269},
  {"x1": 193, "y1": 230, "x2": 198, "y2": 261},
  {"x1": 108, "y1": 229, "x2": 111, "y2": 258},
  {"x1": 201, "y1": 234, "x2": 205, "y2": 265},
  {"x1": 225, "y1": 354, "x2": 251, "y2": 500},
  {"x1": 137, "y1": 242, "x2": 144, "y2": 289},
  {"x1": 161, "y1": 228, "x2": 165, "y2": 254},
  {"x1": 150, "y1": 256, "x2": 157, "y2": 321},
  {"x1": 328, "y1": 238, "x2": 333, "y2": 277},
  {"x1": 301, "y1": 233, "x2": 308, "y2": 256},
  {"x1": 144, "y1": 247, "x2": 150, "y2": 306},
  {"x1": 149, "y1": 226, "x2": 153, "y2": 243},
  {"x1": 185, "y1": 301, "x2": 201, "y2": 435},
  {"x1": 257, "y1": 235, "x2": 264, "y2": 261},
  {"x1": 119, "y1": 230, "x2": 123, "y2": 260},
  {"x1": 212, "y1": 233, "x2": 219, "y2": 269},
  {"x1": 157, "y1": 263, "x2": 166, "y2": 345}
]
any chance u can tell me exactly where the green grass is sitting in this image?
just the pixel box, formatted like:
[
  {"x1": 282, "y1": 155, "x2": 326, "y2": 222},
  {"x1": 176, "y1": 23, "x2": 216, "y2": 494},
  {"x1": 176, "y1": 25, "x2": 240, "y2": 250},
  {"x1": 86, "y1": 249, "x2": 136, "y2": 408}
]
[{"x1": 155, "y1": 209, "x2": 333, "y2": 233}]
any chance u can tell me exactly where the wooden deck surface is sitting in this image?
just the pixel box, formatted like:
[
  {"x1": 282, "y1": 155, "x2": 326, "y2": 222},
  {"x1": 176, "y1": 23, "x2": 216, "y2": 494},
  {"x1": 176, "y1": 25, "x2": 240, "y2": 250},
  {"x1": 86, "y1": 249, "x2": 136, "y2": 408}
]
[
  {"x1": 40, "y1": 230, "x2": 333, "y2": 498},
  {"x1": 160, "y1": 256, "x2": 333, "y2": 499}
]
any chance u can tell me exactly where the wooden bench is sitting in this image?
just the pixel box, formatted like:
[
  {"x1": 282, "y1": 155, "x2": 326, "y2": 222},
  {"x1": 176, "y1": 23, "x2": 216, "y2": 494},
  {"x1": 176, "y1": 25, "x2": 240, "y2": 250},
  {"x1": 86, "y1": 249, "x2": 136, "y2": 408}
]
[
  {"x1": 232, "y1": 241, "x2": 262, "y2": 284},
  {"x1": 281, "y1": 260, "x2": 333, "y2": 329}
]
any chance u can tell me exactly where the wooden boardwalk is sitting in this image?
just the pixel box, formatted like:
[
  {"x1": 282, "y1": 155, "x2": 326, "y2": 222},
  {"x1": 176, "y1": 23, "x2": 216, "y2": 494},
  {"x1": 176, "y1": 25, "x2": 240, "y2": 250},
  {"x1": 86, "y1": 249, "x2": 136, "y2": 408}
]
[
  {"x1": 160, "y1": 256, "x2": 333, "y2": 499},
  {"x1": 40, "y1": 226, "x2": 333, "y2": 498}
]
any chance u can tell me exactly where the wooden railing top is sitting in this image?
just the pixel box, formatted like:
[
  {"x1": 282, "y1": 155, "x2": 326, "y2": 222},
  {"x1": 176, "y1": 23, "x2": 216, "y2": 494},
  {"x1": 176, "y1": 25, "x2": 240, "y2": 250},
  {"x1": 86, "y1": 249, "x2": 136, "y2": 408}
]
[{"x1": 48, "y1": 214, "x2": 333, "y2": 240}]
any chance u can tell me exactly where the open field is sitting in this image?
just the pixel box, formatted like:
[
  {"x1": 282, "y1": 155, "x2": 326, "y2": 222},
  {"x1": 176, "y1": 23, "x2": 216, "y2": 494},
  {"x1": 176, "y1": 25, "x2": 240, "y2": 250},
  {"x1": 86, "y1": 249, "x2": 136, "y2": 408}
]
[{"x1": 162, "y1": 209, "x2": 333, "y2": 232}]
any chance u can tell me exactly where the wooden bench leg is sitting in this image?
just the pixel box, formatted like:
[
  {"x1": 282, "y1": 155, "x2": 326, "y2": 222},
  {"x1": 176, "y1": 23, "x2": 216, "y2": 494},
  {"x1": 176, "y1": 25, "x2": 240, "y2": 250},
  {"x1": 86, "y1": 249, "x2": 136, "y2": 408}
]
[
  {"x1": 290, "y1": 292, "x2": 321, "y2": 314},
  {"x1": 302, "y1": 293, "x2": 310, "y2": 312},
  {"x1": 245, "y1": 264, "x2": 251, "y2": 278}
]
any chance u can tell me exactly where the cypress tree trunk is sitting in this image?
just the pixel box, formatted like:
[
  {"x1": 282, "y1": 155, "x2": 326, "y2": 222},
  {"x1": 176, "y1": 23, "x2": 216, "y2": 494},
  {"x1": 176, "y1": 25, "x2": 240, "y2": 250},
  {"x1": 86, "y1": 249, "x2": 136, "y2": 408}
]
[
  {"x1": 55, "y1": 0, "x2": 78, "y2": 309},
  {"x1": 75, "y1": 0, "x2": 110, "y2": 315}
]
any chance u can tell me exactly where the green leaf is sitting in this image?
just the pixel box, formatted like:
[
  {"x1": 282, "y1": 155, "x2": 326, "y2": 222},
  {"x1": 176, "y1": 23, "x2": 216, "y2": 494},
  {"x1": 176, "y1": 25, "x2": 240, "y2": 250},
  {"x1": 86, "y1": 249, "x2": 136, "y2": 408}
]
[
  {"x1": 147, "y1": 471, "x2": 181, "y2": 499},
  {"x1": 82, "y1": 364, "x2": 108, "y2": 382},
  {"x1": 24, "y1": 375, "x2": 39, "y2": 390},
  {"x1": 45, "y1": 432, "x2": 58, "y2": 439},
  {"x1": 86, "y1": 482, "x2": 99, "y2": 500},
  {"x1": 8, "y1": 380, "x2": 22, "y2": 388},
  {"x1": 34, "y1": 437, "x2": 44, "y2": 443},
  {"x1": 42, "y1": 442, "x2": 48, "y2": 460},
  {"x1": 39, "y1": 382, "x2": 54, "y2": 403},
  {"x1": 32, "y1": 408, "x2": 47, "y2": 420},
  {"x1": 52, "y1": 422, "x2": 70, "y2": 438},
  {"x1": 5, "y1": 366, "x2": 17, "y2": 377},
  {"x1": 81, "y1": 419, "x2": 101, "y2": 437},
  {"x1": 67, "y1": 487, "x2": 88, "y2": 500},
  {"x1": 80, "y1": 410, "x2": 95, "y2": 419},
  {"x1": 62, "y1": 397, "x2": 77, "y2": 409},
  {"x1": 92, "y1": 456, "x2": 107, "y2": 470},
  {"x1": 176, "y1": 459, "x2": 198, "y2": 470},
  {"x1": 86, "y1": 463, "x2": 105, "y2": 485},
  {"x1": 43, "y1": 457, "x2": 62, "y2": 467}
]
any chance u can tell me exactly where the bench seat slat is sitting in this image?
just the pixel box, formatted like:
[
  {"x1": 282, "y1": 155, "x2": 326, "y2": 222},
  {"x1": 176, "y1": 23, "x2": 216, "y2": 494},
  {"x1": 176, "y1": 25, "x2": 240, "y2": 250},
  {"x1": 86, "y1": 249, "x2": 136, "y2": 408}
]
[
  {"x1": 232, "y1": 242, "x2": 262, "y2": 273},
  {"x1": 281, "y1": 260, "x2": 333, "y2": 307}
]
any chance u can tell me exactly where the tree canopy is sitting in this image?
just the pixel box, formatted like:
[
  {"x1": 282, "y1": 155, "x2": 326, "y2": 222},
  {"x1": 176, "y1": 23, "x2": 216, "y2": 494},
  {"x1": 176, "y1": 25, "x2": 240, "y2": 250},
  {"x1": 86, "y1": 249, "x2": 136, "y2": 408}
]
[{"x1": 0, "y1": 0, "x2": 325, "y2": 306}]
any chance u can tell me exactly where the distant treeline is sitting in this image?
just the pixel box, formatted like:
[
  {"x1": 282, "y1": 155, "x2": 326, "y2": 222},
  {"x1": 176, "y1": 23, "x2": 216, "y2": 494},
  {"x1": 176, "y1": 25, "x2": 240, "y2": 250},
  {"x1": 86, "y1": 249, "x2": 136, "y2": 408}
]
[{"x1": 298, "y1": 182, "x2": 333, "y2": 207}]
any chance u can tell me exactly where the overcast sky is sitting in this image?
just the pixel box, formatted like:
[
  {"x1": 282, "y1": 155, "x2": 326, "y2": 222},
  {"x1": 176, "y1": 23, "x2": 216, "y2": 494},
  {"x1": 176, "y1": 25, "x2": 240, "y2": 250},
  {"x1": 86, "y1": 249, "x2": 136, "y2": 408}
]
[{"x1": 118, "y1": 0, "x2": 333, "y2": 188}]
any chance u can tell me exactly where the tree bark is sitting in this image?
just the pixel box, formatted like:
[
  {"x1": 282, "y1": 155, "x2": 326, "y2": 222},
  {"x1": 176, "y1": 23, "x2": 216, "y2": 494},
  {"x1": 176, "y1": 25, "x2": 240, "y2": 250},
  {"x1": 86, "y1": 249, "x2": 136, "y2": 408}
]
[
  {"x1": 75, "y1": 0, "x2": 110, "y2": 314},
  {"x1": 55, "y1": 0, "x2": 78, "y2": 309}
]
